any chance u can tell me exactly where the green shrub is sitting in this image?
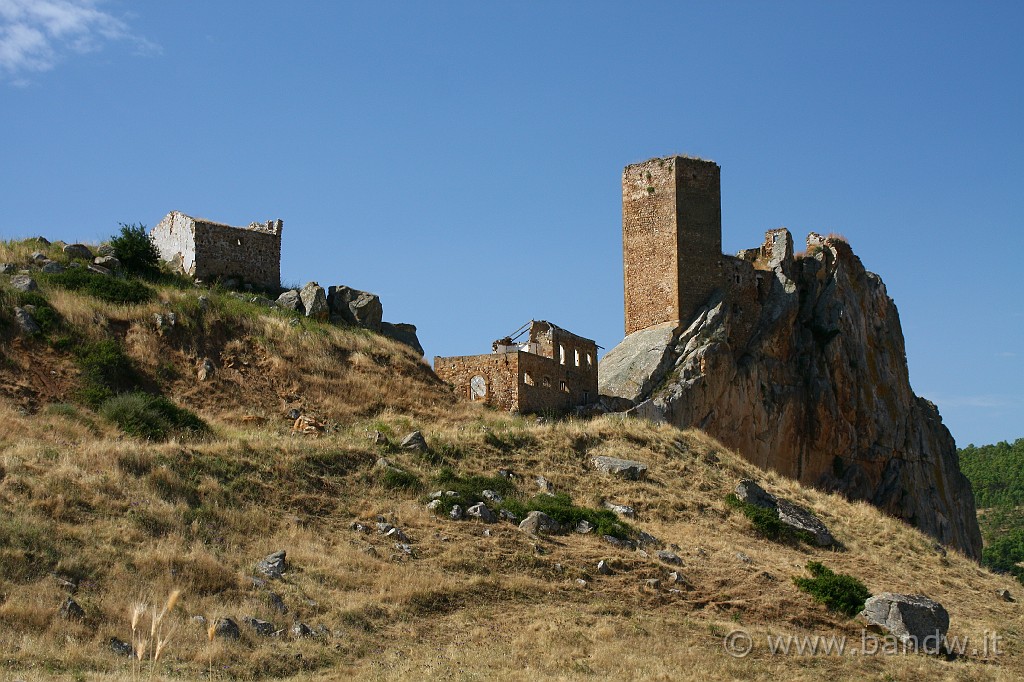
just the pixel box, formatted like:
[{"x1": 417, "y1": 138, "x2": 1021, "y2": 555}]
[
  {"x1": 502, "y1": 493, "x2": 631, "y2": 539},
  {"x1": 792, "y1": 561, "x2": 870, "y2": 617},
  {"x1": 428, "y1": 469, "x2": 631, "y2": 539},
  {"x1": 109, "y1": 223, "x2": 161, "y2": 279},
  {"x1": 725, "y1": 493, "x2": 815, "y2": 544},
  {"x1": 75, "y1": 339, "x2": 140, "y2": 406},
  {"x1": 99, "y1": 391, "x2": 207, "y2": 441},
  {"x1": 44, "y1": 268, "x2": 153, "y2": 304},
  {"x1": 380, "y1": 467, "x2": 422, "y2": 491}
]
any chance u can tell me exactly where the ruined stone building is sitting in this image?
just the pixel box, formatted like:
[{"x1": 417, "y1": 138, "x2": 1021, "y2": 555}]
[
  {"x1": 150, "y1": 211, "x2": 283, "y2": 289},
  {"x1": 434, "y1": 321, "x2": 598, "y2": 414}
]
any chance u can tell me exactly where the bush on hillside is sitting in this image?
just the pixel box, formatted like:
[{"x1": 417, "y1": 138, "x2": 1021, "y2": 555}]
[
  {"x1": 109, "y1": 222, "x2": 161, "y2": 279},
  {"x1": 792, "y1": 561, "x2": 870, "y2": 617},
  {"x1": 44, "y1": 268, "x2": 153, "y2": 304},
  {"x1": 99, "y1": 391, "x2": 207, "y2": 441},
  {"x1": 74, "y1": 339, "x2": 141, "y2": 407}
]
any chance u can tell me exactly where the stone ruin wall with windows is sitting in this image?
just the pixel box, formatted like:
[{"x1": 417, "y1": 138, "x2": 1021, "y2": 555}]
[
  {"x1": 433, "y1": 321, "x2": 598, "y2": 414},
  {"x1": 150, "y1": 211, "x2": 283, "y2": 290}
]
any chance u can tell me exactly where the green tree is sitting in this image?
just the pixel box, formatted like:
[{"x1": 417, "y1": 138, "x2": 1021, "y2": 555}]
[{"x1": 109, "y1": 223, "x2": 161, "y2": 279}]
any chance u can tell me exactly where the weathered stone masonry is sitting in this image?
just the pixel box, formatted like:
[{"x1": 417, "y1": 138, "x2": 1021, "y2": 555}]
[
  {"x1": 150, "y1": 211, "x2": 283, "y2": 289},
  {"x1": 623, "y1": 156, "x2": 722, "y2": 335},
  {"x1": 434, "y1": 321, "x2": 598, "y2": 414}
]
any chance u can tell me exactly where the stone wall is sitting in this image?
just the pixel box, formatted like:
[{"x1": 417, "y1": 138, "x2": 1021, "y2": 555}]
[
  {"x1": 151, "y1": 211, "x2": 282, "y2": 289},
  {"x1": 622, "y1": 156, "x2": 722, "y2": 335},
  {"x1": 434, "y1": 321, "x2": 599, "y2": 414}
]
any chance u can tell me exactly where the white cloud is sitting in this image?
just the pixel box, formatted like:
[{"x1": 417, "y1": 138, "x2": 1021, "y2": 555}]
[{"x1": 0, "y1": 0, "x2": 155, "y2": 82}]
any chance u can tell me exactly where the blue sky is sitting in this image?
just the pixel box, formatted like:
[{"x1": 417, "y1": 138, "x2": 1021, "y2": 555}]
[{"x1": 1, "y1": 1, "x2": 1021, "y2": 446}]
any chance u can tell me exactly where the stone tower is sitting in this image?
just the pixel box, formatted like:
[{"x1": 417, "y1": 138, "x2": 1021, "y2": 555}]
[{"x1": 622, "y1": 156, "x2": 722, "y2": 335}]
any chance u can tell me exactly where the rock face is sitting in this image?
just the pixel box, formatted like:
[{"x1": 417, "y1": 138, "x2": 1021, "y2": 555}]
[
  {"x1": 600, "y1": 231, "x2": 982, "y2": 559},
  {"x1": 300, "y1": 283, "x2": 329, "y2": 321},
  {"x1": 860, "y1": 593, "x2": 949, "y2": 651}
]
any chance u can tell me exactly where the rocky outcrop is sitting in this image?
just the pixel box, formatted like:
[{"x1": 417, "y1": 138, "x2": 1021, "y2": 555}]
[
  {"x1": 600, "y1": 231, "x2": 982, "y2": 559},
  {"x1": 861, "y1": 593, "x2": 950, "y2": 651}
]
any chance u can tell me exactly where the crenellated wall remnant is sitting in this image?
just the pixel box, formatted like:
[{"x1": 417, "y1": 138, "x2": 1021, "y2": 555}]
[{"x1": 150, "y1": 211, "x2": 282, "y2": 289}]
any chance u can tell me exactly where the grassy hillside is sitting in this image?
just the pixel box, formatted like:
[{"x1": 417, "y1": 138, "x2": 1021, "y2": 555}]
[
  {"x1": 1, "y1": 238, "x2": 1022, "y2": 681},
  {"x1": 960, "y1": 439, "x2": 1024, "y2": 582}
]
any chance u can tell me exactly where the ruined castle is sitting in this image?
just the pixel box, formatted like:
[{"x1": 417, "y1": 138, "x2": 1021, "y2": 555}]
[
  {"x1": 602, "y1": 154, "x2": 982, "y2": 558},
  {"x1": 150, "y1": 211, "x2": 283, "y2": 289}
]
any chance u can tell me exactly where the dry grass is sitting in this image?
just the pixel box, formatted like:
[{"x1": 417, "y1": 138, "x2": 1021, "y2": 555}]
[{"x1": 1, "y1": 256, "x2": 1022, "y2": 680}]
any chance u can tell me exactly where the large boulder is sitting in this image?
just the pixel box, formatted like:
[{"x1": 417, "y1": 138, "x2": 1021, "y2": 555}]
[
  {"x1": 327, "y1": 285, "x2": 382, "y2": 330},
  {"x1": 860, "y1": 593, "x2": 949, "y2": 652},
  {"x1": 380, "y1": 321, "x2": 424, "y2": 356},
  {"x1": 598, "y1": 321, "x2": 679, "y2": 402},
  {"x1": 734, "y1": 480, "x2": 836, "y2": 547},
  {"x1": 592, "y1": 456, "x2": 648, "y2": 480},
  {"x1": 14, "y1": 307, "x2": 40, "y2": 335},
  {"x1": 299, "y1": 282, "x2": 329, "y2": 321},
  {"x1": 275, "y1": 289, "x2": 303, "y2": 313},
  {"x1": 519, "y1": 510, "x2": 562, "y2": 535},
  {"x1": 63, "y1": 244, "x2": 93, "y2": 260},
  {"x1": 10, "y1": 275, "x2": 37, "y2": 292}
]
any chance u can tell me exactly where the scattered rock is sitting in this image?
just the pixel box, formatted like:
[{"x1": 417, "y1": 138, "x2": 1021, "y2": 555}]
[
  {"x1": 276, "y1": 289, "x2": 303, "y2": 312},
  {"x1": 575, "y1": 520, "x2": 595, "y2": 534},
  {"x1": 645, "y1": 578, "x2": 661, "y2": 590},
  {"x1": 467, "y1": 502, "x2": 496, "y2": 523},
  {"x1": 10, "y1": 274, "x2": 37, "y2": 292},
  {"x1": 426, "y1": 499, "x2": 442, "y2": 512},
  {"x1": 603, "y1": 501, "x2": 636, "y2": 518},
  {"x1": 482, "y1": 489, "x2": 503, "y2": 504},
  {"x1": 255, "y1": 550, "x2": 287, "y2": 580},
  {"x1": 592, "y1": 456, "x2": 648, "y2": 480},
  {"x1": 734, "y1": 480, "x2": 836, "y2": 547},
  {"x1": 449, "y1": 505, "x2": 464, "y2": 521},
  {"x1": 350, "y1": 521, "x2": 369, "y2": 533},
  {"x1": 576, "y1": 578, "x2": 588, "y2": 587},
  {"x1": 603, "y1": 535, "x2": 636, "y2": 550},
  {"x1": 197, "y1": 295, "x2": 210, "y2": 310},
  {"x1": 58, "y1": 597, "x2": 85, "y2": 620},
  {"x1": 87, "y1": 263, "x2": 112, "y2": 276},
  {"x1": 597, "y1": 560, "x2": 613, "y2": 575},
  {"x1": 362, "y1": 545, "x2": 380, "y2": 558},
  {"x1": 287, "y1": 408, "x2": 301, "y2": 420},
  {"x1": 197, "y1": 358, "x2": 215, "y2": 381},
  {"x1": 244, "y1": 616, "x2": 277, "y2": 637},
  {"x1": 369, "y1": 430, "x2": 388, "y2": 445},
  {"x1": 215, "y1": 617, "x2": 241, "y2": 639},
  {"x1": 109, "y1": 637, "x2": 134, "y2": 657},
  {"x1": 0, "y1": 263, "x2": 15, "y2": 274},
  {"x1": 394, "y1": 543, "x2": 414, "y2": 556},
  {"x1": 291, "y1": 622, "x2": 314, "y2": 638},
  {"x1": 375, "y1": 521, "x2": 394, "y2": 534},
  {"x1": 998, "y1": 589, "x2": 1015, "y2": 603},
  {"x1": 53, "y1": 575, "x2": 78, "y2": 593},
  {"x1": 400, "y1": 431, "x2": 428, "y2": 452},
  {"x1": 637, "y1": 531, "x2": 661, "y2": 548},
  {"x1": 63, "y1": 244, "x2": 93, "y2": 260},
  {"x1": 498, "y1": 469, "x2": 515, "y2": 480},
  {"x1": 299, "y1": 282, "x2": 329, "y2": 321},
  {"x1": 860, "y1": 593, "x2": 949, "y2": 651},
  {"x1": 93, "y1": 255, "x2": 121, "y2": 270},
  {"x1": 656, "y1": 550, "x2": 683, "y2": 566},
  {"x1": 30, "y1": 251, "x2": 47, "y2": 262},
  {"x1": 13, "y1": 307, "x2": 40, "y2": 335},
  {"x1": 519, "y1": 510, "x2": 562, "y2": 535},
  {"x1": 668, "y1": 571, "x2": 683, "y2": 584},
  {"x1": 499, "y1": 509, "x2": 519, "y2": 524},
  {"x1": 736, "y1": 552, "x2": 752, "y2": 563},
  {"x1": 536, "y1": 476, "x2": 553, "y2": 492},
  {"x1": 267, "y1": 591, "x2": 288, "y2": 614},
  {"x1": 41, "y1": 261, "x2": 65, "y2": 274},
  {"x1": 385, "y1": 527, "x2": 410, "y2": 542}
]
